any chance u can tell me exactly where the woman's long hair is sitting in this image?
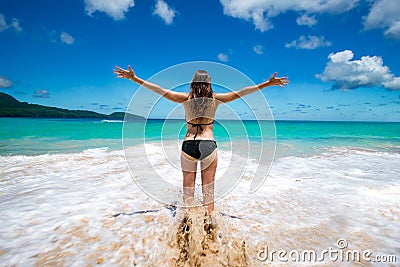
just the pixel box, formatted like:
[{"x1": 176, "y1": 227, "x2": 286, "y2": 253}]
[
  {"x1": 188, "y1": 70, "x2": 214, "y2": 119},
  {"x1": 189, "y1": 70, "x2": 213, "y2": 99}
]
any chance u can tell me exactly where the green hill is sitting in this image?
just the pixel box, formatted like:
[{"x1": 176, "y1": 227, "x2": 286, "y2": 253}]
[{"x1": 0, "y1": 92, "x2": 144, "y2": 120}]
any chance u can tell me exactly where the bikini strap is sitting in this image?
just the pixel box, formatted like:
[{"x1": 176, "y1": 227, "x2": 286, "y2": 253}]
[
  {"x1": 186, "y1": 120, "x2": 214, "y2": 126},
  {"x1": 186, "y1": 120, "x2": 214, "y2": 140}
]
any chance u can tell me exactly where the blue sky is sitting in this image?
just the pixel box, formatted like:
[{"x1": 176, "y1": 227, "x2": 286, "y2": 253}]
[{"x1": 0, "y1": 0, "x2": 399, "y2": 121}]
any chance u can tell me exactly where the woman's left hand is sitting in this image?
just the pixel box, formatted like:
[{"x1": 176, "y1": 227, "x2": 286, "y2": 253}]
[
  {"x1": 114, "y1": 65, "x2": 136, "y2": 80},
  {"x1": 267, "y1": 72, "x2": 289, "y2": 87}
]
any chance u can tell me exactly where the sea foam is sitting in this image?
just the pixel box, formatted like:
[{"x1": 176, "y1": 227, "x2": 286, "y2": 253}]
[{"x1": 0, "y1": 143, "x2": 399, "y2": 266}]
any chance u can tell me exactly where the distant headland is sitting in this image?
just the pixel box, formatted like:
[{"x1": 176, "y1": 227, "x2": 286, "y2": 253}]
[{"x1": 0, "y1": 92, "x2": 144, "y2": 120}]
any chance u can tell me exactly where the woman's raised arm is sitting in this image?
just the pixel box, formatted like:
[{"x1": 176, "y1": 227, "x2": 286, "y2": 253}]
[
  {"x1": 114, "y1": 65, "x2": 188, "y2": 103},
  {"x1": 214, "y1": 72, "x2": 289, "y2": 103}
]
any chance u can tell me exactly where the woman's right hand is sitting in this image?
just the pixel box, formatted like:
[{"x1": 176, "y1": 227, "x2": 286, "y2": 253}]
[{"x1": 114, "y1": 65, "x2": 136, "y2": 80}]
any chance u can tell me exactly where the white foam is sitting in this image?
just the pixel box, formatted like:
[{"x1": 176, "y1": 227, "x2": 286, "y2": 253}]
[
  {"x1": 101, "y1": 120, "x2": 124, "y2": 123},
  {"x1": 0, "y1": 144, "x2": 399, "y2": 265}
]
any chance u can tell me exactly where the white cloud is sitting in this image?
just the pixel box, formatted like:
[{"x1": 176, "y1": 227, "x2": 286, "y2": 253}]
[
  {"x1": 0, "y1": 76, "x2": 13, "y2": 88},
  {"x1": 383, "y1": 77, "x2": 400, "y2": 89},
  {"x1": 218, "y1": 53, "x2": 229, "y2": 62},
  {"x1": 296, "y1": 13, "x2": 317, "y2": 27},
  {"x1": 0, "y1": 14, "x2": 8, "y2": 32},
  {"x1": 60, "y1": 32, "x2": 74, "y2": 45},
  {"x1": 364, "y1": 0, "x2": 400, "y2": 39},
  {"x1": 84, "y1": 0, "x2": 134, "y2": 20},
  {"x1": 33, "y1": 89, "x2": 50, "y2": 98},
  {"x1": 317, "y1": 50, "x2": 400, "y2": 90},
  {"x1": 11, "y1": 18, "x2": 22, "y2": 32},
  {"x1": 253, "y1": 44, "x2": 264, "y2": 54},
  {"x1": 219, "y1": 0, "x2": 359, "y2": 32},
  {"x1": 329, "y1": 50, "x2": 354, "y2": 62},
  {"x1": 285, "y1": 35, "x2": 332, "y2": 49},
  {"x1": 153, "y1": 0, "x2": 176, "y2": 25},
  {"x1": 0, "y1": 14, "x2": 22, "y2": 32},
  {"x1": 384, "y1": 21, "x2": 400, "y2": 39}
]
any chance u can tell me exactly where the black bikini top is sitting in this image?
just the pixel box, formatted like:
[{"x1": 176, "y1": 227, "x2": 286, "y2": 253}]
[{"x1": 186, "y1": 119, "x2": 214, "y2": 140}]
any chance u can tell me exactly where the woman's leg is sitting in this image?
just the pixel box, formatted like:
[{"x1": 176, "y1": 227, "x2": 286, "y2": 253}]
[
  {"x1": 181, "y1": 152, "x2": 197, "y2": 207},
  {"x1": 200, "y1": 150, "x2": 218, "y2": 214}
]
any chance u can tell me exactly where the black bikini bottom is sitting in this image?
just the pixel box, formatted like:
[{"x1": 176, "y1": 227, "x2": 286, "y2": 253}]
[{"x1": 182, "y1": 140, "x2": 217, "y2": 160}]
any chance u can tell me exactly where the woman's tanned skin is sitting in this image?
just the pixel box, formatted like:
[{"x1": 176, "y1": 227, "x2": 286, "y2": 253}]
[{"x1": 114, "y1": 65, "x2": 289, "y2": 215}]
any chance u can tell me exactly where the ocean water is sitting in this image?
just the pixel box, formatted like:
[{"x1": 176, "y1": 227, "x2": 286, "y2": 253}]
[{"x1": 0, "y1": 118, "x2": 399, "y2": 266}]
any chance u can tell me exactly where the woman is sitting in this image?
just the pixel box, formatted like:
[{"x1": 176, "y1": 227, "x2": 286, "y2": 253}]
[{"x1": 114, "y1": 66, "x2": 288, "y2": 218}]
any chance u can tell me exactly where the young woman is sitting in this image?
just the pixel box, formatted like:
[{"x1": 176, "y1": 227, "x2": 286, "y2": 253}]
[{"x1": 114, "y1": 66, "x2": 289, "y2": 218}]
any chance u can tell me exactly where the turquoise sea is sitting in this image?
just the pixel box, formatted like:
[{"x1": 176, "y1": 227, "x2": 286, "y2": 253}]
[
  {"x1": 1, "y1": 118, "x2": 399, "y2": 156},
  {"x1": 1, "y1": 117, "x2": 399, "y2": 265}
]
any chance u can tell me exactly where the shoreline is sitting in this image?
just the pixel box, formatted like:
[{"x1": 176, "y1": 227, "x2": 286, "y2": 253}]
[{"x1": 1, "y1": 116, "x2": 400, "y2": 123}]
